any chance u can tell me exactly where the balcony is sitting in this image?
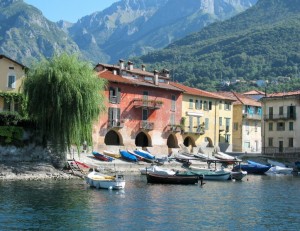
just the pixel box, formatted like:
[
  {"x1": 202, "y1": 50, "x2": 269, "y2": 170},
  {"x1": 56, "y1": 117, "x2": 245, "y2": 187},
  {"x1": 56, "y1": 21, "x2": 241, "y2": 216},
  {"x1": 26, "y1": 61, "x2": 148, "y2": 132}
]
[
  {"x1": 243, "y1": 113, "x2": 262, "y2": 120},
  {"x1": 108, "y1": 119, "x2": 124, "y2": 129},
  {"x1": 264, "y1": 113, "x2": 296, "y2": 121},
  {"x1": 133, "y1": 98, "x2": 163, "y2": 110},
  {"x1": 140, "y1": 120, "x2": 154, "y2": 130},
  {"x1": 167, "y1": 124, "x2": 182, "y2": 133},
  {"x1": 182, "y1": 126, "x2": 205, "y2": 135}
]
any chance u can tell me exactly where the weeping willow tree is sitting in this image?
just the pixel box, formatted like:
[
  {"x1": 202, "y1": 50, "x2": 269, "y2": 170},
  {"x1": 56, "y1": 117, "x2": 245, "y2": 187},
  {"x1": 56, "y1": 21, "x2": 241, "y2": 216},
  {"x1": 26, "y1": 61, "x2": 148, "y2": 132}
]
[{"x1": 24, "y1": 54, "x2": 106, "y2": 164}]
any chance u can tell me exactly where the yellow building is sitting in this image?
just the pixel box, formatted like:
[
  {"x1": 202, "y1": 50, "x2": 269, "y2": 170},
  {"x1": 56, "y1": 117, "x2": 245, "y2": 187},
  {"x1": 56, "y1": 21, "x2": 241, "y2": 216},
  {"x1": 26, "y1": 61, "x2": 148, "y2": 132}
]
[
  {"x1": 218, "y1": 91, "x2": 262, "y2": 153},
  {"x1": 170, "y1": 83, "x2": 234, "y2": 153},
  {"x1": 260, "y1": 91, "x2": 300, "y2": 158},
  {"x1": 0, "y1": 54, "x2": 26, "y2": 112}
]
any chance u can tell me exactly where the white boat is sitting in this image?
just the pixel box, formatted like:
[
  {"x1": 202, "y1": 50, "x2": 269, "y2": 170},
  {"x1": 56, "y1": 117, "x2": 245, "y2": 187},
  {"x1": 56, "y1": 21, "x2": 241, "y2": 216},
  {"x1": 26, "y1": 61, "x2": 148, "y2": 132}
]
[
  {"x1": 266, "y1": 166, "x2": 293, "y2": 175},
  {"x1": 85, "y1": 171, "x2": 125, "y2": 190},
  {"x1": 214, "y1": 152, "x2": 241, "y2": 161},
  {"x1": 140, "y1": 165, "x2": 176, "y2": 175}
]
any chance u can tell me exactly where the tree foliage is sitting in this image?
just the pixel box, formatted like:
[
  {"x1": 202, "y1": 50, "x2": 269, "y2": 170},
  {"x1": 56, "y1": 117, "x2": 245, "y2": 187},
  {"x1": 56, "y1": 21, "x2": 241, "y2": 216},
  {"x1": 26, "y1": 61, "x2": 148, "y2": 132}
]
[{"x1": 24, "y1": 54, "x2": 106, "y2": 153}]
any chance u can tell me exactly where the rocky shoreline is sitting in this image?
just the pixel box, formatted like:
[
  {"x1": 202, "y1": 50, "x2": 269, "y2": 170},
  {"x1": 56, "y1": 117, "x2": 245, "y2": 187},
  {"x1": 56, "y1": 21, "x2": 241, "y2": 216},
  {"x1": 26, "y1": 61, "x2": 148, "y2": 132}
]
[{"x1": 0, "y1": 162, "x2": 79, "y2": 181}]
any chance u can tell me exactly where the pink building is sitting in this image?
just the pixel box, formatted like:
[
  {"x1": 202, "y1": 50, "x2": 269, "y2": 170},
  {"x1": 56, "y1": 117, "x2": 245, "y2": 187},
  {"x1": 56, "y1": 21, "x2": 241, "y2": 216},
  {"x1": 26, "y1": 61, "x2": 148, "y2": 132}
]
[{"x1": 93, "y1": 60, "x2": 183, "y2": 155}]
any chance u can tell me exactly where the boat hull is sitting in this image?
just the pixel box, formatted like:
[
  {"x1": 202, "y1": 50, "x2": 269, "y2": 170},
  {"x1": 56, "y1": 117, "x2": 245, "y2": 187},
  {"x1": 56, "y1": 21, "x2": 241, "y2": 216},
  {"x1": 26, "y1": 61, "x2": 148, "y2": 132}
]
[
  {"x1": 177, "y1": 170, "x2": 231, "y2": 181},
  {"x1": 146, "y1": 173, "x2": 201, "y2": 185},
  {"x1": 103, "y1": 150, "x2": 121, "y2": 159},
  {"x1": 119, "y1": 150, "x2": 138, "y2": 162},
  {"x1": 92, "y1": 151, "x2": 114, "y2": 162},
  {"x1": 86, "y1": 172, "x2": 125, "y2": 190}
]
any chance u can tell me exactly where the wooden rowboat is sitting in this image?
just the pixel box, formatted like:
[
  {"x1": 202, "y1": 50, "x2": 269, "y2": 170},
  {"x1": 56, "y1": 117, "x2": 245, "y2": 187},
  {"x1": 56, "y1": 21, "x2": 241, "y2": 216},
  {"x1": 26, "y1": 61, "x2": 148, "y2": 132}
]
[
  {"x1": 146, "y1": 172, "x2": 203, "y2": 185},
  {"x1": 103, "y1": 150, "x2": 121, "y2": 159}
]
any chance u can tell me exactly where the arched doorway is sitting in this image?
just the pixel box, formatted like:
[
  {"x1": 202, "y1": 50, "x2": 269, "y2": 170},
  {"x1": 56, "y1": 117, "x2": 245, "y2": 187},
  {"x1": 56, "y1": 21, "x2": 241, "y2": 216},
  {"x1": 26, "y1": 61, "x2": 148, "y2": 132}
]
[
  {"x1": 183, "y1": 136, "x2": 196, "y2": 148},
  {"x1": 167, "y1": 134, "x2": 179, "y2": 148},
  {"x1": 104, "y1": 130, "x2": 122, "y2": 145},
  {"x1": 135, "y1": 132, "x2": 151, "y2": 147}
]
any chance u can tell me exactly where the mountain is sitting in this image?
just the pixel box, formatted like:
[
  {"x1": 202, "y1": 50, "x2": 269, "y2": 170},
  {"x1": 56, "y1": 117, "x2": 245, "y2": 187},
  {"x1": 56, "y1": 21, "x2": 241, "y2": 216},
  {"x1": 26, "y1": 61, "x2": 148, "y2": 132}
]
[
  {"x1": 0, "y1": 0, "x2": 80, "y2": 66},
  {"x1": 67, "y1": 0, "x2": 257, "y2": 63},
  {"x1": 134, "y1": 0, "x2": 300, "y2": 92}
]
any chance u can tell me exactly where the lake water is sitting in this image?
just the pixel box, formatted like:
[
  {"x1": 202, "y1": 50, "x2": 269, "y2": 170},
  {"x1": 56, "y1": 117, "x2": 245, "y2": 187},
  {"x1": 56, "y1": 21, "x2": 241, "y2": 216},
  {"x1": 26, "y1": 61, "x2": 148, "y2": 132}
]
[{"x1": 0, "y1": 174, "x2": 299, "y2": 231}]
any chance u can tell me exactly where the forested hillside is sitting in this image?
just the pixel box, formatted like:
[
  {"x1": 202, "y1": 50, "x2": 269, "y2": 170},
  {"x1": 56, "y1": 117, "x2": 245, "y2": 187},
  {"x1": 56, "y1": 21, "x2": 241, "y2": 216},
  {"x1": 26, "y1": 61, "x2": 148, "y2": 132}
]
[{"x1": 133, "y1": 0, "x2": 300, "y2": 92}]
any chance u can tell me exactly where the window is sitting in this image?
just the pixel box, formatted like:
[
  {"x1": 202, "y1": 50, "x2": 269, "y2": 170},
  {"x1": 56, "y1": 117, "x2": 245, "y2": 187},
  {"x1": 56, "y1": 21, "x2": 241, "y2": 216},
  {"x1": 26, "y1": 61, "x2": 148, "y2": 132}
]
[
  {"x1": 108, "y1": 107, "x2": 121, "y2": 126},
  {"x1": 203, "y1": 101, "x2": 208, "y2": 110},
  {"x1": 268, "y1": 138, "x2": 273, "y2": 147},
  {"x1": 277, "y1": 122, "x2": 285, "y2": 131},
  {"x1": 234, "y1": 122, "x2": 238, "y2": 131},
  {"x1": 254, "y1": 121, "x2": 258, "y2": 132},
  {"x1": 268, "y1": 107, "x2": 273, "y2": 119},
  {"x1": 189, "y1": 99, "x2": 193, "y2": 109},
  {"x1": 8, "y1": 75, "x2": 16, "y2": 88},
  {"x1": 268, "y1": 122, "x2": 273, "y2": 131},
  {"x1": 219, "y1": 101, "x2": 222, "y2": 109},
  {"x1": 225, "y1": 118, "x2": 231, "y2": 132},
  {"x1": 199, "y1": 100, "x2": 203, "y2": 110},
  {"x1": 171, "y1": 95, "x2": 176, "y2": 111},
  {"x1": 142, "y1": 109, "x2": 148, "y2": 121},
  {"x1": 224, "y1": 102, "x2": 231, "y2": 110},
  {"x1": 195, "y1": 99, "x2": 199, "y2": 109},
  {"x1": 289, "y1": 122, "x2": 294, "y2": 131},
  {"x1": 109, "y1": 87, "x2": 121, "y2": 104},
  {"x1": 209, "y1": 101, "x2": 212, "y2": 110},
  {"x1": 288, "y1": 138, "x2": 293, "y2": 147},
  {"x1": 205, "y1": 118, "x2": 209, "y2": 130},
  {"x1": 3, "y1": 101, "x2": 11, "y2": 111},
  {"x1": 219, "y1": 117, "x2": 222, "y2": 126},
  {"x1": 287, "y1": 105, "x2": 296, "y2": 119},
  {"x1": 279, "y1": 106, "x2": 283, "y2": 115},
  {"x1": 225, "y1": 134, "x2": 230, "y2": 143}
]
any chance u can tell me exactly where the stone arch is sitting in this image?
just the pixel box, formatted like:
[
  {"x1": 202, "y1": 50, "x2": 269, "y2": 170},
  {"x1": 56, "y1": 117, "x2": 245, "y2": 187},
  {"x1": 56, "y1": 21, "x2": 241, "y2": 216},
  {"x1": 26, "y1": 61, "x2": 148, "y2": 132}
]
[
  {"x1": 167, "y1": 134, "x2": 179, "y2": 148},
  {"x1": 204, "y1": 136, "x2": 214, "y2": 147},
  {"x1": 183, "y1": 136, "x2": 196, "y2": 148},
  {"x1": 135, "y1": 132, "x2": 152, "y2": 147},
  {"x1": 104, "y1": 130, "x2": 123, "y2": 146}
]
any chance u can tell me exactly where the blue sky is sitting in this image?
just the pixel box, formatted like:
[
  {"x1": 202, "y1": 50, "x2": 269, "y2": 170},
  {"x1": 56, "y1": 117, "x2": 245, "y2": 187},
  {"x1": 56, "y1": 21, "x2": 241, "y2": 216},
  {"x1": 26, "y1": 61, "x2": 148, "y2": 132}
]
[{"x1": 24, "y1": 0, "x2": 119, "y2": 23}]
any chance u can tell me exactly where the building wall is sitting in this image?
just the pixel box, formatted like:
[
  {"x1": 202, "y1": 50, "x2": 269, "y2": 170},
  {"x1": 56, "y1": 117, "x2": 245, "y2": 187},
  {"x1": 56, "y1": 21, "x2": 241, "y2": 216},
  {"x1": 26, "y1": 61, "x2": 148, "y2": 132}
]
[
  {"x1": 232, "y1": 104, "x2": 243, "y2": 152},
  {"x1": 262, "y1": 97, "x2": 300, "y2": 151},
  {"x1": 0, "y1": 56, "x2": 26, "y2": 111},
  {"x1": 93, "y1": 82, "x2": 183, "y2": 155}
]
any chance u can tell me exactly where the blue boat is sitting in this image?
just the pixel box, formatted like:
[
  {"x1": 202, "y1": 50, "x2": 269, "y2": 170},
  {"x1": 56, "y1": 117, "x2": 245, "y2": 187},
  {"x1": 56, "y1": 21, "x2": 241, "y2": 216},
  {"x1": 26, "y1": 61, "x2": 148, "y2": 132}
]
[
  {"x1": 134, "y1": 149, "x2": 155, "y2": 160},
  {"x1": 92, "y1": 151, "x2": 114, "y2": 162},
  {"x1": 119, "y1": 150, "x2": 138, "y2": 162},
  {"x1": 234, "y1": 160, "x2": 270, "y2": 174}
]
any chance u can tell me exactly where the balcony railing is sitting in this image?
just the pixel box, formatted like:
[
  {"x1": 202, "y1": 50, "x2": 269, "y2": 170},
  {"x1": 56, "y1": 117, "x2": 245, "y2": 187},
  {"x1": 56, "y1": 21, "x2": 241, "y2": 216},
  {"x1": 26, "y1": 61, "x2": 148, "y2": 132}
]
[
  {"x1": 108, "y1": 119, "x2": 124, "y2": 128},
  {"x1": 182, "y1": 126, "x2": 205, "y2": 135},
  {"x1": 264, "y1": 113, "x2": 296, "y2": 121},
  {"x1": 133, "y1": 98, "x2": 163, "y2": 109},
  {"x1": 243, "y1": 113, "x2": 262, "y2": 120},
  {"x1": 140, "y1": 120, "x2": 154, "y2": 130},
  {"x1": 167, "y1": 124, "x2": 182, "y2": 133}
]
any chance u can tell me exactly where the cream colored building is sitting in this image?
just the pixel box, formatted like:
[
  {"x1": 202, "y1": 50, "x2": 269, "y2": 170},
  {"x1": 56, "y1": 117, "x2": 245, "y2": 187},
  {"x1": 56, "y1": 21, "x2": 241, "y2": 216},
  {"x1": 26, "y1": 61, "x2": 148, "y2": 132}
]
[
  {"x1": 260, "y1": 91, "x2": 300, "y2": 157},
  {"x1": 0, "y1": 54, "x2": 26, "y2": 112},
  {"x1": 219, "y1": 92, "x2": 262, "y2": 153},
  {"x1": 170, "y1": 83, "x2": 234, "y2": 153}
]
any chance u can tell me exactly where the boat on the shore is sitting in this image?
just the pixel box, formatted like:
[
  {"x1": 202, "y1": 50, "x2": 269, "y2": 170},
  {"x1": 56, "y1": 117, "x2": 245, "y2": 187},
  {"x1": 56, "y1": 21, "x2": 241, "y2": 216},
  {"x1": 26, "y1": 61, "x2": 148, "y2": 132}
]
[
  {"x1": 134, "y1": 149, "x2": 156, "y2": 160},
  {"x1": 128, "y1": 150, "x2": 153, "y2": 163},
  {"x1": 140, "y1": 165, "x2": 176, "y2": 175},
  {"x1": 119, "y1": 150, "x2": 138, "y2": 162},
  {"x1": 146, "y1": 172, "x2": 203, "y2": 185},
  {"x1": 233, "y1": 160, "x2": 271, "y2": 174},
  {"x1": 86, "y1": 171, "x2": 125, "y2": 190},
  {"x1": 103, "y1": 150, "x2": 121, "y2": 159},
  {"x1": 92, "y1": 151, "x2": 114, "y2": 162}
]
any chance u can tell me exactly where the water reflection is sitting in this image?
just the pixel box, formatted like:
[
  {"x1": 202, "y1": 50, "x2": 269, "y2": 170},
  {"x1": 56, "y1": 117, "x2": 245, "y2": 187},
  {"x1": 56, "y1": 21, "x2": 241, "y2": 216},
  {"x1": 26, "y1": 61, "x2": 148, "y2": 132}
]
[{"x1": 0, "y1": 175, "x2": 300, "y2": 230}]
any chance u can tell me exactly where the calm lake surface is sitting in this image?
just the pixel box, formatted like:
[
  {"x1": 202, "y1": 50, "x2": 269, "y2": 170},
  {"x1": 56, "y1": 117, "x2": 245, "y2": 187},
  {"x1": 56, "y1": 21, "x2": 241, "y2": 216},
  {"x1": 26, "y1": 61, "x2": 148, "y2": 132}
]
[{"x1": 0, "y1": 174, "x2": 299, "y2": 231}]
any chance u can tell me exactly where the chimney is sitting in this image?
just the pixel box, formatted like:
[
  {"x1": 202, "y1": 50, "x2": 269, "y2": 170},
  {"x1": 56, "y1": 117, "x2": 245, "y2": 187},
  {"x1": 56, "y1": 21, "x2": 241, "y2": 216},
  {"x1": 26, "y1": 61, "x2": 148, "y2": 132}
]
[
  {"x1": 163, "y1": 68, "x2": 170, "y2": 78},
  {"x1": 128, "y1": 61, "x2": 133, "y2": 70},
  {"x1": 154, "y1": 70, "x2": 159, "y2": 85},
  {"x1": 119, "y1": 59, "x2": 124, "y2": 70},
  {"x1": 113, "y1": 69, "x2": 117, "y2": 75},
  {"x1": 141, "y1": 64, "x2": 146, "y2": 71}
]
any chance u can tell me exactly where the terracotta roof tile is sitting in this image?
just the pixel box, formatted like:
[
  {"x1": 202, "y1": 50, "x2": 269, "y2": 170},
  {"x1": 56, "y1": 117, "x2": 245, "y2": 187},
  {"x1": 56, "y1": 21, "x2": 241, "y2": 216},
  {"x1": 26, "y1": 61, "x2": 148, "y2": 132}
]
[
  {"x1": 218, "y1": 92, "x2": 261, "y2": 107},
  {"x1": 266, "y1": 90, "x2": 300, "y2": 98},
  {"x1": 243, "y1": 90, "x2": 265, "y2": 95}
]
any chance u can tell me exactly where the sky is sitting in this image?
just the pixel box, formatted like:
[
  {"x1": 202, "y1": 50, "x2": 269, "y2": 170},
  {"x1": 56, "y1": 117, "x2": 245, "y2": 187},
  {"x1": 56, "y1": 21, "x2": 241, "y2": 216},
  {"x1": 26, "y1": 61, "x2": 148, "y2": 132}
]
[{"x1": 24, "y1": 0, "x2": 119, "y2": 23}]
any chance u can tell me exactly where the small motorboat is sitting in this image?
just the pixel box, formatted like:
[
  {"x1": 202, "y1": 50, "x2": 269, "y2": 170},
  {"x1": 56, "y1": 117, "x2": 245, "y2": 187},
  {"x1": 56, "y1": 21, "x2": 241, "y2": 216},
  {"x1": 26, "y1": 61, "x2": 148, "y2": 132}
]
[
  {"x1": 119, "y1": 150, "x2": 138, "y2": 162},
  {"x1": 230, "y1": 170, "x2": 247, "y2": 180},
  {"x1": 266, "y1": 166, "x2": 293, "y2": 175},
  {"x1": 85, "y1": 171, "x2": 125, "y2": 190},
  {"x1": 146, "y1": 172, "x2": 203, "y2": 185},
  {"x1": 140, "y1": 165, "x2": 176, "y2": 175},
  {"x1": 103, "y1": 150, "x2": 121, "y2": 159},
  {"x1": 92, "y1": 151, "x2": 114, "y2": 162},
  {"x1": 176, "y1": 169, "x2": 231, "y2": 181}
]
